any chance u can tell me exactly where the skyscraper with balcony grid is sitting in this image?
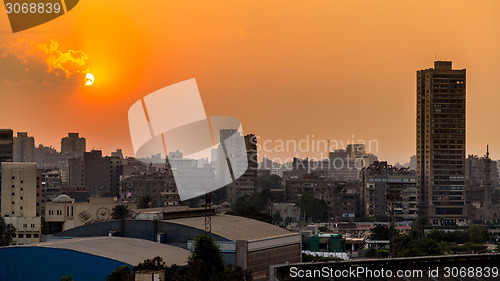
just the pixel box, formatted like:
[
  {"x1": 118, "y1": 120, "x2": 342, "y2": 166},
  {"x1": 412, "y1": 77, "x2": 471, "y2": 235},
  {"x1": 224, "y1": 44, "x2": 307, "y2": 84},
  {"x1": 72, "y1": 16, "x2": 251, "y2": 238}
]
[{"x1": 416, "y1": 61, "x2": 466, "y2": 226}]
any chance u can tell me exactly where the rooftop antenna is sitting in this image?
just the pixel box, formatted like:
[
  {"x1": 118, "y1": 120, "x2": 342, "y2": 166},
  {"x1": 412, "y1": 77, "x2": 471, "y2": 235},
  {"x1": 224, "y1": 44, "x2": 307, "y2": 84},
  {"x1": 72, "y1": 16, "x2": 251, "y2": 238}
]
[{"x1": 486, "y1": 145, "x2": 490, "y2": 159}]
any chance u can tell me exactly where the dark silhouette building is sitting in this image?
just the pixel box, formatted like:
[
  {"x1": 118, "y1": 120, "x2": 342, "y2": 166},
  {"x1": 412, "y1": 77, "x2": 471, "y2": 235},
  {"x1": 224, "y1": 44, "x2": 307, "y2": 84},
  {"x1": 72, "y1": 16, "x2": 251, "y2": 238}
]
[
  {"x1": 0, "y1": 129, "x2": 13, "y2": 211},
  {"x1": 68, "y1": 150, "x2": 122, "y2": 197},
  {"x1": 61, "y1": 133, "x2": 86, "y2": 158}
]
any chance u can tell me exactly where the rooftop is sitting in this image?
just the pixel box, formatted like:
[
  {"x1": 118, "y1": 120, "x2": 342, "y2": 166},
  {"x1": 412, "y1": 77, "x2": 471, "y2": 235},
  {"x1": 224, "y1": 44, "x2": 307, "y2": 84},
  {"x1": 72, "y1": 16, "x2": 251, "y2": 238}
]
[
  {"x1": 29, "y1": 236, "x2": 190, "y2": 266},
  {"x1": 167, "y1": 214, "x2": 293, "y2": 241}
]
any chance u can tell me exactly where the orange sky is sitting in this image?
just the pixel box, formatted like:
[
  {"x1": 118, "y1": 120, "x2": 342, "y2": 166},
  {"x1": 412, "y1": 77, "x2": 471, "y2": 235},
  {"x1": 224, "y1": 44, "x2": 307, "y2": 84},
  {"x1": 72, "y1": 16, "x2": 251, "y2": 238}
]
[{"x1": 1, "y1": 0, "x2": 500, "y2": 164}]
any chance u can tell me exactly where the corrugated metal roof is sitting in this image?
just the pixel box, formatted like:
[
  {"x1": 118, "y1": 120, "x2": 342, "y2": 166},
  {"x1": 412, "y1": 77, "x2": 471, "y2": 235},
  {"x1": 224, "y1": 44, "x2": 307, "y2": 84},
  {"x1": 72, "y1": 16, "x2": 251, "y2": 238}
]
[{"x1": 30, "y1": 236, "x2": 189, "y2": 266}]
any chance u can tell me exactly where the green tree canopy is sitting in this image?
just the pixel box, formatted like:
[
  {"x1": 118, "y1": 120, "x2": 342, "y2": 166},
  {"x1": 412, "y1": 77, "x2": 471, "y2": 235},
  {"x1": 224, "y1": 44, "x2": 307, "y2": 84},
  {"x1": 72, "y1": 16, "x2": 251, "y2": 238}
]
[
  {"x1": 466, "y1": 224, "x2": 489, "y2": 244},
  {"x1": 256, "y1": 175, "x2": 283, "y2": 189},
  {"x1": 134, "y1": 256, "x2": 166, "y2": 272},
  {"x1": 0, "y1": 217, "x2": 16, "y2": 247},
  {"x1": 106, "y1": 265, "x2": 133, "y2": 281},
  {"x1": 188, "y1": 235, "x2": 226, "y2": 281},
  {"x1": 228, "y1": 191, "x2": 273, "y2": 223},
  {"x1": 137, "y1": 194, "x2": 153, "y2": 209},
  {"x1": 298, "y1": 193, "x2": 328, "y2": 222},
  {"x1": 411, "y1": 216, "x2": 431, "y2": 238}
]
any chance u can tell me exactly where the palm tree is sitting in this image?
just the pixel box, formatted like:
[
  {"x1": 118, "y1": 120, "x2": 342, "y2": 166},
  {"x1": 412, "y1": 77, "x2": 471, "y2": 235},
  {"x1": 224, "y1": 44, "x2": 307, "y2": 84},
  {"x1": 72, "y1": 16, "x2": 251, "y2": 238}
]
[
  {"x1": 137, "y1": 194, "x2": 153, "y2": 209},
  {"x1": 111, "y1": 204, "x2": 131, "y2": 220},
  {"x1": 0, "y1": 217, "x2": 16, "y2": 247}
]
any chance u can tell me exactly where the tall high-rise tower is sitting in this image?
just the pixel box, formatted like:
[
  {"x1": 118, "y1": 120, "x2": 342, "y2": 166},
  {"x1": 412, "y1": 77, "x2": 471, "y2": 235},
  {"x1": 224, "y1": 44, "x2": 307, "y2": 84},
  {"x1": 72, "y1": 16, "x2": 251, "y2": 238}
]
[{"x1": 416, "y1": 61, "x2": 466, "y2": 226}]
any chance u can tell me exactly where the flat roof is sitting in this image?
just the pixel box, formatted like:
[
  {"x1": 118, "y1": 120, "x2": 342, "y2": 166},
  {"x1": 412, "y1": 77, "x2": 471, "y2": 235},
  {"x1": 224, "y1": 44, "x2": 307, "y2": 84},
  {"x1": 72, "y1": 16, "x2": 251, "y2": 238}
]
[
  {"x1": 131, "y1": 206, "x2": 196, "y2": 213},
  {"x1": 30, "y1": 236, "x2": 190, "y2": 266},
  {"x1": 166, "y1": 214, "x2": 293, "y2": 241}
]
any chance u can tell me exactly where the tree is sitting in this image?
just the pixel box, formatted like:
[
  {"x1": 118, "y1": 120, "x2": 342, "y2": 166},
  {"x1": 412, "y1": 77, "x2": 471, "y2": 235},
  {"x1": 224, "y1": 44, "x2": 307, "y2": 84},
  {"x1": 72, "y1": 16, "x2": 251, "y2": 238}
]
[
  {"x1": 255, "y1": 175, "x2": 282, "y2": 189},
  {"x1": 134, "y1": 256, "x2": 166, "y2": 272},
  {"x1": 134, "y1": 251, "x2": 251, "y2": 281},
  {"x1": 272, "y1": 212, "x2": 283, "y2": 225},
  {"x1": 466, "y1": 224, "x2": 489, "y2": 244},
  {"x1": 60, "y1": 275, "x2": 73, "y2": 281},
  {"x1": 298, "y1": 193, "x2": 328, "y2": 222},
  {"x1": 370, "y1": 224, "x2": 390, "y2": 240},
  {"x1": 137, "y1": 194, "x2": 153, "y2": 209},
  {"x1": 411, "y1": 216, "x2": 430, "y2": 238},
  {"x1": 111, "y1": 204, "x2": 131, "y2": 220},
  {"x1": 107, "y1": 265, "x2": 133, "y2": 281},
  {"x1": 0, "y1": 217, "x2": 16, "y2": 247},
  {"x1": 224, "y1": 265, "x2": 252, "y2": 281},
  {"x1": 188, "y1": 235, "x2": 226, "y2": 281},
  {"x1": 228, "y1": 191, "x2": 273, "y2": 223}
]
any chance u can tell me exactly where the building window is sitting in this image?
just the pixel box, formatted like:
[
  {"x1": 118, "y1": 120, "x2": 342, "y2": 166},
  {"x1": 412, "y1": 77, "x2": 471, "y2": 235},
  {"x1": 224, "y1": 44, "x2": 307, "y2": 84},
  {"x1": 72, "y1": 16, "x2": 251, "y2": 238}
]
[
  {"x1": 26, "y1": 234, "x2": 31, "y2": 238},
  {"x1": 18, "y1": 234, "x2": 24, "y2": 238},
  {"x1": 34, "y1": 234, "x2": 39, "y2": 238}
]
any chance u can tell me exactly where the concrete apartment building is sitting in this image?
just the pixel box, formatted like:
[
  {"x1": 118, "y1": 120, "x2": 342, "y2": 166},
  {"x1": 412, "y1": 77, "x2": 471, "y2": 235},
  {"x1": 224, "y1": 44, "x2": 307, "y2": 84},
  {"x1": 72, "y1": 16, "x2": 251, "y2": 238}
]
[
  {"x1": 61, "y1": 132, "x2": 86, "y2": 158},
  {"x1": 465, "y1": 148, "x2": 500, "y2": 223},
  {"x1": 41, "y1": 169, "x2": 63, "y2": 215},
  {"x1": 284, "y1": 176, "x2": 360, "y2": 219},
  {"x1": 362, "y1": 161, "x2": 419, "y2": 221},
  {"x1": 416, "y1": 61, "x2": 466, "y2": 226},
  {"x1": 1, "y1": 162, "x2": 42, "y2": 245},
  {"x1": 216, "y1": 130, "x2": 258, "y2": 203},
  {"x1": 13, "y1": 132, "x2": 35, "y2": 162},
  {"x1": 313, "y1": 145, "x2": 377, "y2": 182},
  {"x1": 69, "y1": 150, "x2": 122, "y2": 197},
  {"x1": 0, "y1": 129, "x2": 13, "y2": 164},
  {"x1": 122, "y1": 172, "x2": 180, "y2": 207},
  {"x1": 231, "y1": 134, "x2": 258, "y2": 198},
  {"x1": 465, "y1": 150, "x2": 499, "y2": 188}
]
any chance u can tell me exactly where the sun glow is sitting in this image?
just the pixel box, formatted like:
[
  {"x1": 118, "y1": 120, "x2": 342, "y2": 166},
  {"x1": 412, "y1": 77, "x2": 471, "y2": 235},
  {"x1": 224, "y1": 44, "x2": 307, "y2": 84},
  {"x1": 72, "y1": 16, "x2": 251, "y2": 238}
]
[{"x1": 85, "y1": 72, "x2": 94, "y2": 86}]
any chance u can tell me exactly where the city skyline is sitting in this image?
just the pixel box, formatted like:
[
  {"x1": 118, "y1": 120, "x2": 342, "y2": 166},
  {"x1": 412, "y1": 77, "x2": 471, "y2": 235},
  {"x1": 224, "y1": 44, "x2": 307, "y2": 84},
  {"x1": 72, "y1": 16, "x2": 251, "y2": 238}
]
[{"x1": 1, "y1": 1, "x2": 500, "y2": 164}]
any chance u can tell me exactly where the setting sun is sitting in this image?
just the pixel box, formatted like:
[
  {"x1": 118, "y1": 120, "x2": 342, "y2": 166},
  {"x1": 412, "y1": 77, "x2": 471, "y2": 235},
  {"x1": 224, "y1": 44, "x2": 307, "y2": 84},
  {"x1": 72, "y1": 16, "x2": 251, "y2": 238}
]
[{"x1": 85, "y1": 72, "x2": 94, "y2": 86}]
